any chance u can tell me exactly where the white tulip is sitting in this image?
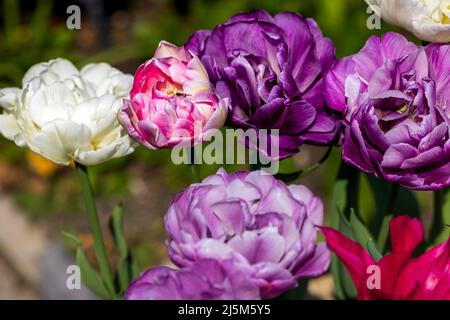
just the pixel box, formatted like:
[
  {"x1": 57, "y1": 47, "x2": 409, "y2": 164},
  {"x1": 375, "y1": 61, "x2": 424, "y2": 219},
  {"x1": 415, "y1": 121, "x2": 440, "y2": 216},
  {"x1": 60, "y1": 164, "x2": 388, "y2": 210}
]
[
  {"x1": 366, "y1": 0, "x2": 450, "y2": 43},
  {"x1": 0, "y1": 58, "x2": 134, "y2": 166}
]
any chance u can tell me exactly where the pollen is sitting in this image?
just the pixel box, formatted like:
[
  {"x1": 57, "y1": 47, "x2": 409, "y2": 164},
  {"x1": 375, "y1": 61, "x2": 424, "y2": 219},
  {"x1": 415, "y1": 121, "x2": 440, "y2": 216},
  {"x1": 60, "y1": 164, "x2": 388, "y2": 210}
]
[{"x1": 397, "y1": 103, "x2": 409, "y2": 114}]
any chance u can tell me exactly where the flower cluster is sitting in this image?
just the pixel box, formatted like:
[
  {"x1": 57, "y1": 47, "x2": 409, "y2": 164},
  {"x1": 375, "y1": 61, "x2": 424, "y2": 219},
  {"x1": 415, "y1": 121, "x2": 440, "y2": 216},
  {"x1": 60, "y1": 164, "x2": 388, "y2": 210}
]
[
  {"x1": 0, "y1": 4, "x2": 449, "y2": 302},
  {"x1": 125, "y1": 169, "x2": 330, "y2": 300},
  {"x1": 186, "y1": 10, "x2": 341, "y2": 159},
  {"x1": 0, "y1": 59, "x2": 134, "y2": 166},
  {"x1": 325, "y1": 33, "x2": 450, "y2": 190}
]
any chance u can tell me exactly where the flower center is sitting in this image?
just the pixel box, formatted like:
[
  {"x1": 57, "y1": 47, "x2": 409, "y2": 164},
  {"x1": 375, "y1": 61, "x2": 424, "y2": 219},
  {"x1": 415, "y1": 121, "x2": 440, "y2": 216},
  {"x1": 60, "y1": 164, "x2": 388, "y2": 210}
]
[{"x1": 397, "y1": 103, "x2": 409, "y2": 114}]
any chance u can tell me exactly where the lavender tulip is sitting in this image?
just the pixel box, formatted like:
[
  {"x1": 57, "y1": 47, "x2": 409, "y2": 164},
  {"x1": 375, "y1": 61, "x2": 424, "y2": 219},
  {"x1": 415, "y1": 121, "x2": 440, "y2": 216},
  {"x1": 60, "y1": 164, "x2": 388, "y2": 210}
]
[
  {"x1": 125, "y1": 258, "x2": 260, "y2": 300},
  {"x1": 324, "y1": 32, "x2": 450, "y2": 190},
  {"x1": 186, "y1": 10, "x2": 341, "y2": 160},
  {"x1": 164, "y1": 168, "x2": 330, "y2": 299}
]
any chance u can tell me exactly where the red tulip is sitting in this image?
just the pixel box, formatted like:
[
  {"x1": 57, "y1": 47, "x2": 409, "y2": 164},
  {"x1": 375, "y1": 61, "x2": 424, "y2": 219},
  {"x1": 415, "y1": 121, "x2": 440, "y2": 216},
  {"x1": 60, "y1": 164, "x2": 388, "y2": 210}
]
[{"x1": 322, "y1": 215, "x2": 449, "y2": 300}]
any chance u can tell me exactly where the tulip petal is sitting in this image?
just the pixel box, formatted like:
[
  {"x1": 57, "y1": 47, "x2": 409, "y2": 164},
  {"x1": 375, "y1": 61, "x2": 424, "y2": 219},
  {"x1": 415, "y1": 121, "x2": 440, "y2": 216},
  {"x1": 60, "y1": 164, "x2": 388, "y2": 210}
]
[
  {"x1": 294, "y1": 243, "x2": 331, "y2": 279},
  {"x1": 395, "y1": 238, "x2": 450, "y2": 300},
  {"x1": 228, "y1": 229, "x2": 285, "y2": 264},
  {"x1": 382, "y1": 143, "x2": 418, "y2": 169},
  {"x1": 389, "y1": 215, "x2": 424, "y2": 253},
  {"x1": 211, "y1": 200, "x2": 248, "y2": 236},
  {"x1": 281, "y1": 100, "x2": 317, "y2": 134},
  {"x1": 31, "y1": 120, "x2": 91, "y2": 165},
  {"x1": 321, "y1": 227, "x2": 375, "y2": 297}
]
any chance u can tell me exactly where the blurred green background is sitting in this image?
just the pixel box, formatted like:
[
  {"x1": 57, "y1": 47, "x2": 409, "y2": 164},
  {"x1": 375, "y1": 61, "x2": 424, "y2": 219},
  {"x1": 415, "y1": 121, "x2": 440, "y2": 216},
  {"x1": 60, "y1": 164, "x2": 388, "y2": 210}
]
[{"x1": 0, "y1": 0, "x2": 438, "y2": 281}]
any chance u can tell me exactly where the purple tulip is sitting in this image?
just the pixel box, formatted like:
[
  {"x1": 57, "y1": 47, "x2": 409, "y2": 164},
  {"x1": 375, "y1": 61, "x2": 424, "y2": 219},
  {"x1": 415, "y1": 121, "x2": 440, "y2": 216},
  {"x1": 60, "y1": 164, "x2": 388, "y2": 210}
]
[
  {"x1": 125, "y1": 258, "x2": 260, "y2": 300},
  {"x1": 186, "y1": 10, "x2": 341, "y2": 160},
  {"x1": 324, "y1": 32, "x2": 450, "y2": 190},
  {"x1": 164, "y1": 168, "x2": 330, "y2": 299}
]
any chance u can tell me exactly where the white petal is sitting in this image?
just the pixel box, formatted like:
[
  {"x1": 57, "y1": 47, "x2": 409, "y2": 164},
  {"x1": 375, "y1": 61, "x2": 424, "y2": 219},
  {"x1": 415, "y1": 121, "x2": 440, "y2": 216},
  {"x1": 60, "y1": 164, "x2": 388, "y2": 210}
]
[
  {"x1": 26, "y1": 83, "x2": 75, "y2": 126},
  {"x1": 412, "y1": 17, "x2": 450, "y2": 42},
  {"x1": 76, "y1": 136, "x2": 133, "y2": 166},
  {"x1": 81, "y1": 63, "x2": 132, "y2": 98},
  {"x1": 30, "y1": 120, "x2": 92, "y2": 165},
  {"x1": 81, "y1": 63, "x2": 112, "y2": 87},
  {"x1": 0, "y1": 88, "x2": 21, "y2": 111},
  {"x1": 72, "y1": 95, "x2": 120, "y2": 136},
  {"x1": 0, "y1": 114, "x2": 23, "y2": 144},
  {"x1": 23, "y1": 58, "x2": 79, "y2": 85}
]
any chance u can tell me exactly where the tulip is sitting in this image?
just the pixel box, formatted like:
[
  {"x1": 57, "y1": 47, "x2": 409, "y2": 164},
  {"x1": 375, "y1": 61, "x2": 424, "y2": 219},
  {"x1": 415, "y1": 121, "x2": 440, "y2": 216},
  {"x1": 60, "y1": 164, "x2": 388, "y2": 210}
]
[
  {"x1": 186, "y1": 10, "x2": 341, "y2": 160},
  {"x1": 366, "y1": 0, "x2": 450, "y2": 43},
  {"x1": 0, "y1": 58, "x2": 134, "y2": 166},
  {"x1": 164, "y1": 168, "x2": 330, "y2": 299},
  {"x1": 322, "y1": 215, "x2": 450, "y2": 300},
  {"x1": 125, "y1": 258, "x2": 260, "y2": 300},
  {"x1": 324, "y1": 32, "x2": 450, "y2": 190},
  {"x1": 118, "y1": 41, "x2": 228, "y2": 150}
]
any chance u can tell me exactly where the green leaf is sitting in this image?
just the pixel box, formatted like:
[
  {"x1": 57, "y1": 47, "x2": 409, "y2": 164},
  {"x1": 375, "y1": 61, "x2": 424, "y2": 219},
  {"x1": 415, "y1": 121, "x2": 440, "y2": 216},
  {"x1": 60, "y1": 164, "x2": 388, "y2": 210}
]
[
  {"x1": 368, "y1": 175, "x2": 418, "y2": 253},
  {"x1": 110, "y1": 204, "x2": 127, "y2": 258},
  {"x1": 109, "y1": 204, "x2": 136, "y2": 294},
  {"x1": 116, "y1": 258, "x2": 131, "y2": 294},
  {"x1": 328, "y1": 163, "x2": 366, "y2": 300},
  {"x1": 131, "y1": 257, "x2": 141, "y2": 281},
  {"x1": 330, "y1": 256, "x2": 345, "y2": 300},
  {"x1": 76, "y1": 246, "x2": 112, "y2": 299},
  {"x1": 357, "y1": 174, "x2": 375, "y2": 227},
  {"x1": 329, "y1": 180, "x2": 348, "y2": 230},
  {"x1": 433, "y1": 189, "x2": 450, "y2": 245},
  {"x1": 63, "y1": 231, "x2": 112, "y2": 299},
  {"x1": 329, "y1": 180, "x2": 356, "y2": 299},
  {"x1": 337, "y1": 207, "x2": 353, "y2": 236},
  {"x1": 335, "y1": 211, "x2": 357, "y2": 299},
  {"x1": 329, "y1": 178, "x2": 353, "y2": 299},
  {"x1": 376, "y1": 215, "x2": 392, "y2": 253},
  {"x1": 367, "y1": 239, "x2": 383, "y2": 262},
  {"x1": 62, "y1": 231, "x2": 81, "y2": 246},
  {"x1": 349, "y1": 209, "x2": 374, "y2": 251}
]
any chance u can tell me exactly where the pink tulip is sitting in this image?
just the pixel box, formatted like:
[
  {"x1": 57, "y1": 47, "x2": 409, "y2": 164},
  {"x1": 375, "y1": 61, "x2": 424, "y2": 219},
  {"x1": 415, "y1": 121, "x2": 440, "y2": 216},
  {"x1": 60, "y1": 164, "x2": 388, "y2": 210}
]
[
  {"x1": 322, "y1": 215, "x2": 450, "y2": 300},
  {"x1": 119, "y1": 41, "x2": 228, "y2": 149}
]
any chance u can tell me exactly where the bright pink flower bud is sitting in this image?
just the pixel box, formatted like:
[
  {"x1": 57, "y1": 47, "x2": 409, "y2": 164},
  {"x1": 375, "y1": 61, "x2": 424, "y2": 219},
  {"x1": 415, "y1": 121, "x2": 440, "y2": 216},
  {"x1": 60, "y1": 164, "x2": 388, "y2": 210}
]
[{"x1": 119, "y1": 41, "x2": 228, "y2": 149}]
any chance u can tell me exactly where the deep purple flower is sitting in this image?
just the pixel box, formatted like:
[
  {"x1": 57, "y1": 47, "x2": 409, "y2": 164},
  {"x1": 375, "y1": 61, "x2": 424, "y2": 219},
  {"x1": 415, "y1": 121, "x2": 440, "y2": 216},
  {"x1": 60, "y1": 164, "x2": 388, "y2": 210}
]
[
  {"x1": 125, "y1": 258, "x2": 260, "y2": 300},
  {"x1": 164, "y1": 168, "x2": 330, "y2": 299},
  {"x1": 324, "y1": 32, "x2": 450, "y2": 190},
  {"x1": 186, "y1": 10, "x2": 341, "y2": 160}
]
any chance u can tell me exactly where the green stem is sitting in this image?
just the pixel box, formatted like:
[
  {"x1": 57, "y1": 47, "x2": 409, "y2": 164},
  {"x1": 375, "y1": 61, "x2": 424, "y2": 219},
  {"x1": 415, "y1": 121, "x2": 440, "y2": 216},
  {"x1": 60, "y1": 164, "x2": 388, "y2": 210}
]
[
  {"x1": 430, "y1": 189, "x2": 444, "y2": 243},
  {"x1": 189, "y1": 147, "x2": 200, "y2": 182},
  {"x1": 276, "y1": 146, "x2": 333, "y2": 181},
  {"x1": 375, "y1": 184, "x2": 399, "y2": 252},
  {"x1": 376, "y1": 214, "x2": 392, "y2": 254},
  {"x1": 75, "y1": 163, "x2": 115, "y2": 295},
  {"x1": 387, "y1": 184, "x2": 400, "y2": 214},
  {"x1": 336, "y1": 162, "x2": 360, "y2": 217},
  {"x1": 189, "y1": 164, "x2": 200, "y2": 182}
]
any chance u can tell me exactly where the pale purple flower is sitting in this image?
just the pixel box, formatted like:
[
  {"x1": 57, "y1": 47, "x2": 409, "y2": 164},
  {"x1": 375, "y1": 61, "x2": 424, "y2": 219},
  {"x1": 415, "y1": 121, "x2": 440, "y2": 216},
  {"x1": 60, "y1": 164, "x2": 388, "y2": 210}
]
[
  {"x1": 164, "y1": 168, "x2": 330, "y2": 299},
  {"x1": 125, "y1": 258, "x2": 260, "y2": 300},
  {"x1": 324, "y1": 32, "x2": 450, "y2": 190}
]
